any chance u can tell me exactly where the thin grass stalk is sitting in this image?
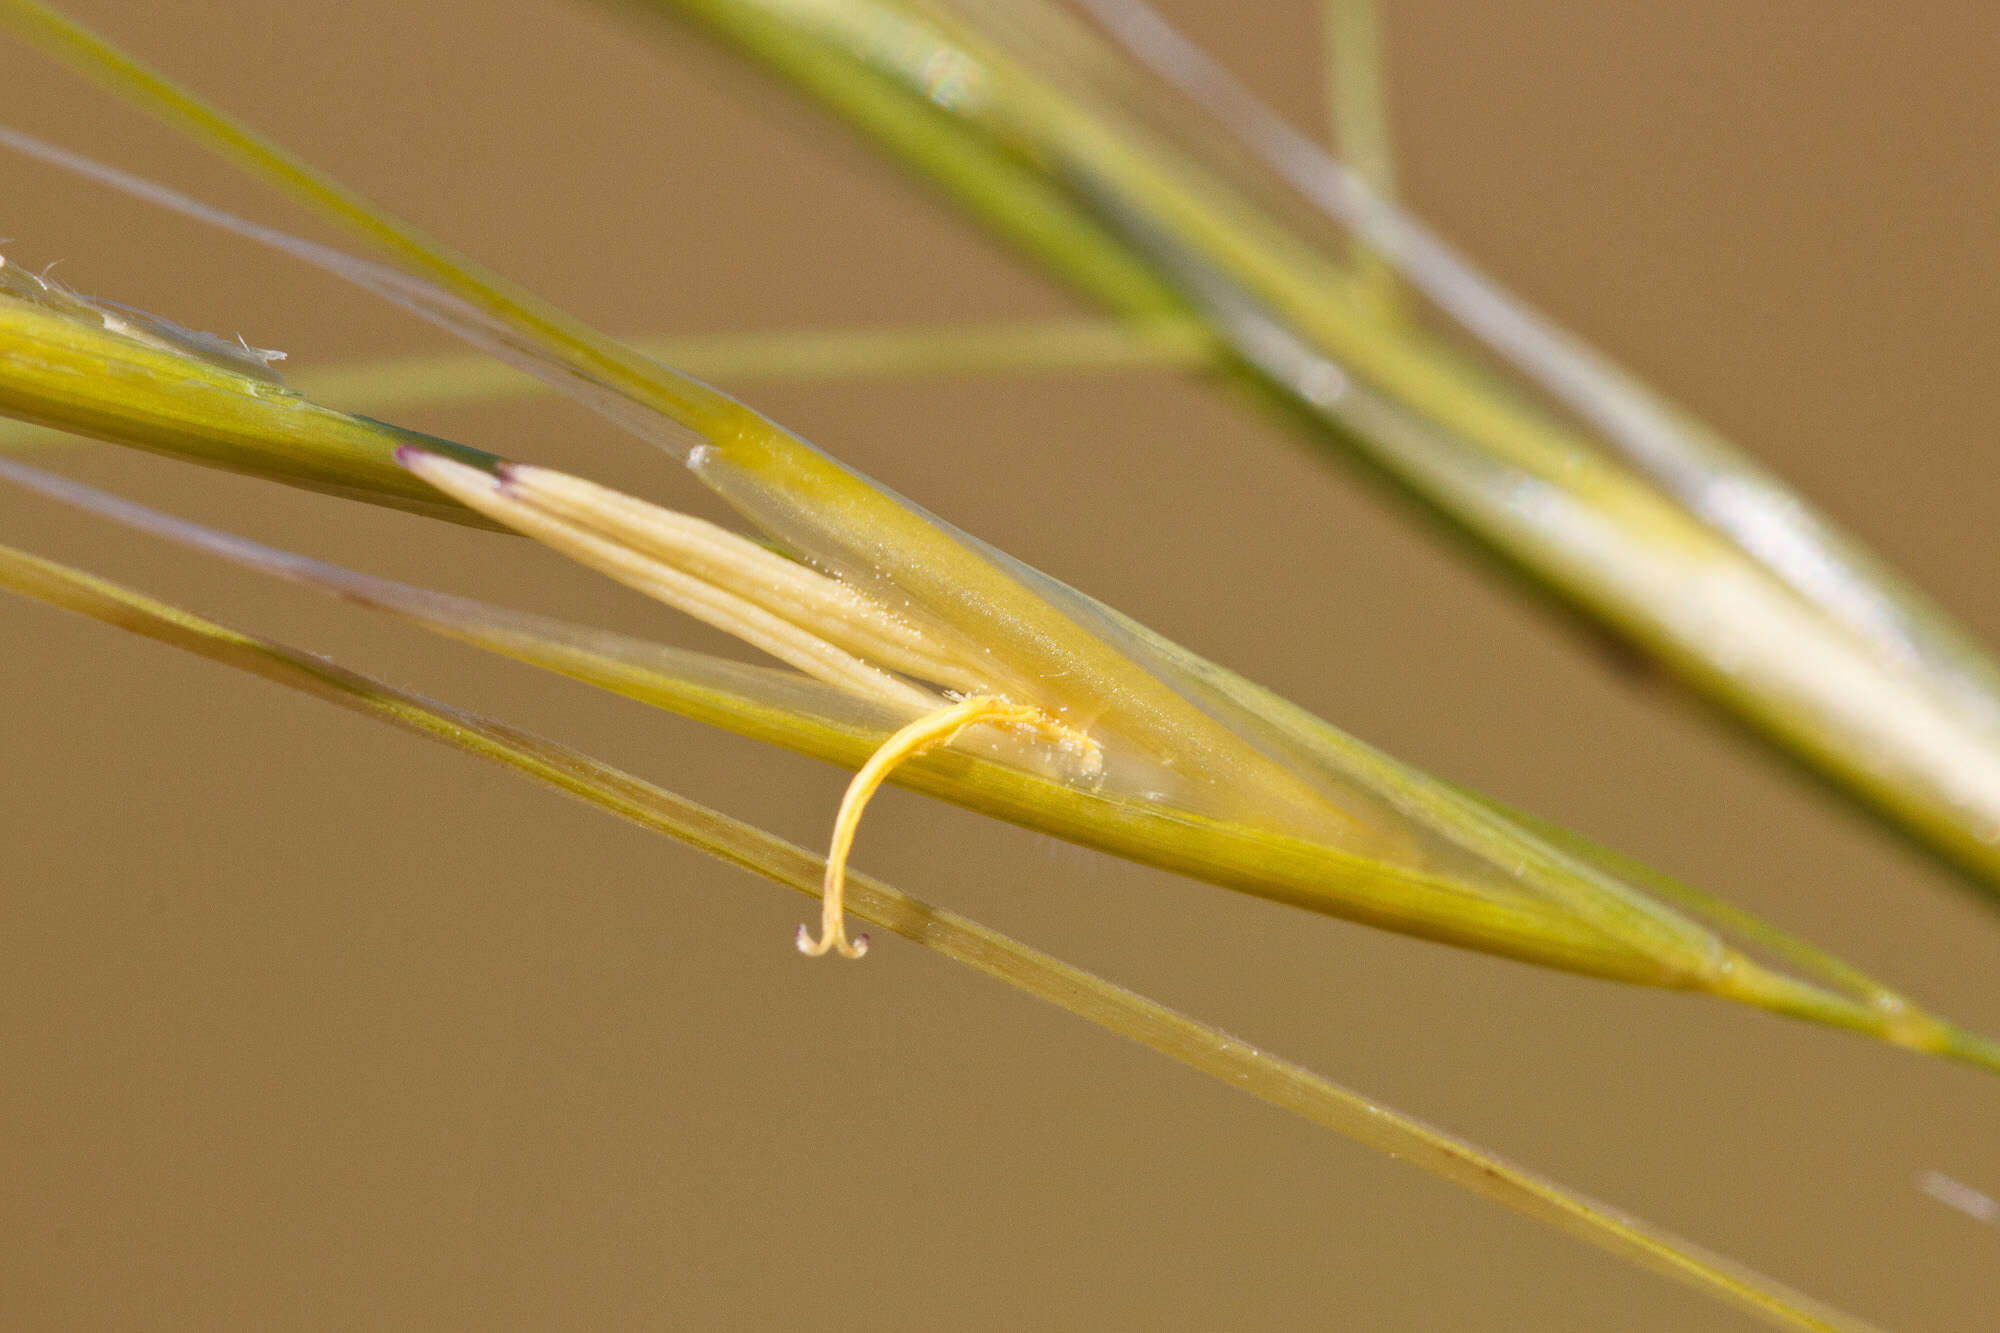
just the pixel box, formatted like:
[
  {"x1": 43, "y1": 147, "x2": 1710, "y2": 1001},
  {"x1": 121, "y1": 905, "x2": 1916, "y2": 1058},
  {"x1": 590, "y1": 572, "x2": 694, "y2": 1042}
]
[{"x1": 0, "y1": 538, "x2": 1883, "y2": 1333}]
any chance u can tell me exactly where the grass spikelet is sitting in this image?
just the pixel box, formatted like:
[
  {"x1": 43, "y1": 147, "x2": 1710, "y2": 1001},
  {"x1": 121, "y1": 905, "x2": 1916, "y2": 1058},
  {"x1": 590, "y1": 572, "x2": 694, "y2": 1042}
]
[
  {"x1": 0, "y1": 2, "x2": 1994, "y2": 1324},
  {"x1": 0, "y1": 0, "x2": 1992, "y2": 1069}
]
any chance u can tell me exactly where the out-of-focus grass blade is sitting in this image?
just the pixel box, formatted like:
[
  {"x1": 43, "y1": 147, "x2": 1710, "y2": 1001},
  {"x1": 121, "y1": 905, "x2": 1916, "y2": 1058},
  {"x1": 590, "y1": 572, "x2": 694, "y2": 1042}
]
[
  {"x1": 645, "y1": 0, "x2": 2000, "y2": 897},
  {"x1": 0, "y1": 420, "x2": 77, "y2": 454},
  {"x1": 0, "y1": 251, "x2": 503, "y2": 523},
  {"x1": 1082, "y1": 0, "x2": 2000, "y2": 723},
  {"x1": 296, "y1": 317, "x2": 1211, "y2": 410},
  {"x1": 1319, "y1": 0, "x2": 1402, "y2": 312},
  {"x1": 0, "y1": 536, "x2": 1888, "y2": 1333}
]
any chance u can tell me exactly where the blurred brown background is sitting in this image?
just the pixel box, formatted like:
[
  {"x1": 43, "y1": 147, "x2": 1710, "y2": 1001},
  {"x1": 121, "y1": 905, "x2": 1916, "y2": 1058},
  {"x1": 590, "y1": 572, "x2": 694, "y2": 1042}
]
[{"x1": 2, "y1": 2, "x2": 1997, "y2": 1327}]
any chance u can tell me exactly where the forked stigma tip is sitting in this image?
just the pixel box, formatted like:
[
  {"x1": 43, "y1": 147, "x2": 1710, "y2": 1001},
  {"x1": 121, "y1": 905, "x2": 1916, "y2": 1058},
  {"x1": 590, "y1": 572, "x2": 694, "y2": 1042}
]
[{"x1": 796, "y1": 921, "x2": 868, "y2": 959}]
